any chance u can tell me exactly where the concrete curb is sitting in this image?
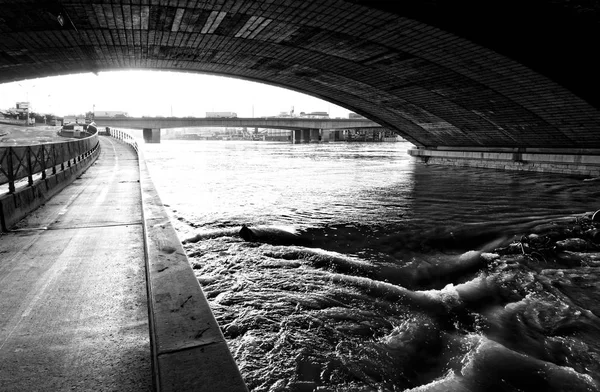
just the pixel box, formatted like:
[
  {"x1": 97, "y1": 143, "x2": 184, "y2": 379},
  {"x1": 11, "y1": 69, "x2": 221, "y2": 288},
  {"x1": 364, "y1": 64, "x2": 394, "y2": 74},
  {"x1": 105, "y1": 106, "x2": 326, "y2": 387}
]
[
  {"x1": 0, "y1": 143, "x2": 101, "y2": 231},
  {"x1": 135, "y1": 145, "x2": 248, "y2": 391}
]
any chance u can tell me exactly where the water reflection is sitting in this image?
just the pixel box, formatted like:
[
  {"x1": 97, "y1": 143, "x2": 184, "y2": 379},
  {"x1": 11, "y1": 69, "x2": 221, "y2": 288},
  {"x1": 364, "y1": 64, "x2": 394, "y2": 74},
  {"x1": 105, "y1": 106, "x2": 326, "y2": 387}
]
[{"x1": 144, "y1": 140, "x2": 600, "y2": 392}]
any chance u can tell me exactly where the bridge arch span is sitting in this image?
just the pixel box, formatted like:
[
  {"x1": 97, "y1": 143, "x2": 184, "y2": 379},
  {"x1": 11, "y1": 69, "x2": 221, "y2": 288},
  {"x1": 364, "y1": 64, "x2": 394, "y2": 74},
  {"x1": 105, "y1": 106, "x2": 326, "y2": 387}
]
[{"x1": 1, "y1": 1, "x2": 599, "y2": 151}]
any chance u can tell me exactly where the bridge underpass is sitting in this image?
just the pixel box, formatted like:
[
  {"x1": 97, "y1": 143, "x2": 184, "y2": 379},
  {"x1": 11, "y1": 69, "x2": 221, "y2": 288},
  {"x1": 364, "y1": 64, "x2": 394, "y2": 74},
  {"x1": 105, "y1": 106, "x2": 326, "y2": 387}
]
[
  {"x1": 2, "y1": 1, "x2": 600, "y2": 390},
  {"x1": 1, "y1": 0, "x2": 600, "y2": 174}
]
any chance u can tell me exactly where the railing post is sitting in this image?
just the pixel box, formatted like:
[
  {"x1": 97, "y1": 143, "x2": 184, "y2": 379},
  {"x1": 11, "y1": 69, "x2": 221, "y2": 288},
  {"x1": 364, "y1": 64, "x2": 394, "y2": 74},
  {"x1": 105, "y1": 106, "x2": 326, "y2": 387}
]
[
  {"x1": 52, "y1": 144, "x2": 57, "y2": 175},
  {"x1": 26, "y1": 147, "x2": 33, "y2": 186},
  {"x1": 40, "y1": 145, "x2": 47, "y2": 180},
  {"x1": 7, "y1": 147, "x2": 15, "y2": 193}
]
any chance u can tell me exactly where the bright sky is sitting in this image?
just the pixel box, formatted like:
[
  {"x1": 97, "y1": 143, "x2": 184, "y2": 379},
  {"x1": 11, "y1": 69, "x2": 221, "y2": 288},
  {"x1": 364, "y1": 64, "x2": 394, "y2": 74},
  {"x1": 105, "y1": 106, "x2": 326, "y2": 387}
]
[{"x1": 0, "y1": 70, "x2": 350, "y2": 118}]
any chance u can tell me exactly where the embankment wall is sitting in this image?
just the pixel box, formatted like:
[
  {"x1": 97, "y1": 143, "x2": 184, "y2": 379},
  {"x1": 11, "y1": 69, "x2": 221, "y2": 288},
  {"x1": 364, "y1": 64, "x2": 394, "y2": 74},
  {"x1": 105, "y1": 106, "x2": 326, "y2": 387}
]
[
  {"x1": 408, "y1": 148, "x2": 600, "y2": 177},
  {"x1": 110, "y1": 131, "x2": 248, "y2": 391}
]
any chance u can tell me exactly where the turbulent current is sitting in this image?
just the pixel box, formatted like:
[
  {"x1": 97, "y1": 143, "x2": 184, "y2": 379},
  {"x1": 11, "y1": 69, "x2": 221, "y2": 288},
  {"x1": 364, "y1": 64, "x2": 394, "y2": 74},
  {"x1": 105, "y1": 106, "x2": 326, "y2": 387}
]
[{"x1": 143, "y1": 140, "x2": 600, "y2": 392}]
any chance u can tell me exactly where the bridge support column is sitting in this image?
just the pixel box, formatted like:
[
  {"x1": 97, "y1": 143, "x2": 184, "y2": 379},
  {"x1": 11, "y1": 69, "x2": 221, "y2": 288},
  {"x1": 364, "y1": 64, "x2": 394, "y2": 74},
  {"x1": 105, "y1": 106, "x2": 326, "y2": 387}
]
[
  {"x1": 309, "y1": 129, "x2": 320, "y2": 143},
  {"x1": 292, "y1": 130, "x2": 316, "y2": 143},
  {"x1": 292, "y1": 130, "x2": 302, "y2": 144},
  {"x1": 321, "y1": 129, "x2": 331, "y2": 142},
  {"x1": 143, "y1": 128, "x2": 161, "y2": 143},
  {"x1": 408, "y1": 147, "x2": 600, "y2": 176},
  {"x1": 302, "y1": 129, "x2": 311, "y2": 143}
]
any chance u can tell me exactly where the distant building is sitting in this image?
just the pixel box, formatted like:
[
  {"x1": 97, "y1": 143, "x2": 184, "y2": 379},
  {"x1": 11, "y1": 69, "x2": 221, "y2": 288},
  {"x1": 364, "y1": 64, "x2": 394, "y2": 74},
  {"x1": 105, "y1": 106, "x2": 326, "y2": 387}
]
[
  {"x1": 63, "y1": 116, "x2": 80, "y2": 124},
  {"x1": 299, "y1": 111, "x2": 329, "y2": 119},
  {"x1": 206, "y1": 111, "x2": 237, "y2": 118},
  {"x1": 95, "y1": 110, "x2": 128, "y2": 117},
  {"x1": 5, "y1": 102, "x2": 33, "y2": 122},
  {"x1": 348, "y1": 112, "x2": 366, "y2": 119}
]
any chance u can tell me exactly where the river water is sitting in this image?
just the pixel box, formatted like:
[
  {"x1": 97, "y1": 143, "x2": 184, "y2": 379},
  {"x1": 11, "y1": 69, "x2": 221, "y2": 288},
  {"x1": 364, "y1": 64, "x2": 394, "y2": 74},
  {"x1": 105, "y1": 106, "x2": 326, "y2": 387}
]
[{"x1": 142, "y1": 140, "x2": 600, "y2": 392}]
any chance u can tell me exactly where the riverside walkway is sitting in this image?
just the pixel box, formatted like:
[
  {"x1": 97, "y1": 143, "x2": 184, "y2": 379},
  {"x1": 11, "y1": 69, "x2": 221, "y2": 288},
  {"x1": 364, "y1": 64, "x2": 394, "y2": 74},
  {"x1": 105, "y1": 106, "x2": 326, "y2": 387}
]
[{"x1": 0, "y1": 136, "x2": 152, "y2": 391}]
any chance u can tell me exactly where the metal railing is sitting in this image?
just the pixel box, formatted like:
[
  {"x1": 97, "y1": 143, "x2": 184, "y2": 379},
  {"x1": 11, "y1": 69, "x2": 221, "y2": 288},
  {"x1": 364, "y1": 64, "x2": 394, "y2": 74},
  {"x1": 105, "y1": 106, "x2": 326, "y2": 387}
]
[
  {"x1": 108, "y1": 128, "x2": 138, "y2": 153},
  {"x1": 0, "y1": 131, "x2": 99, "y2": 193}
]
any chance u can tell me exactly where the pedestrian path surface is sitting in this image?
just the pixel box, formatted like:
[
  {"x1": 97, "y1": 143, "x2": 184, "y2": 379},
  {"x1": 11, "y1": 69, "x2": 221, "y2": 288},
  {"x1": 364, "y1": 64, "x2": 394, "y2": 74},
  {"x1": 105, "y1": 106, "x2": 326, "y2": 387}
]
[{"x1": 0, "y1": 136, "x2": 152, "y2": 391}]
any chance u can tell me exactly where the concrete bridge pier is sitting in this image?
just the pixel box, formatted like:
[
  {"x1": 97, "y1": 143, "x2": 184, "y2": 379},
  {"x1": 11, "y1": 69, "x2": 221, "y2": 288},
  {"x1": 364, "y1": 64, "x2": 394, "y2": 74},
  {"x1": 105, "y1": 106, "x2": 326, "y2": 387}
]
[
  {"x1": 292, "y1": 129, "x2": 311, "y2": 144},
  {"x1": 292, "y1": 130, "x2": 301, "y2": 144},
  {"x1": 309, "y1": 129, "x2": 320, "y2": 143},
  {"x1": 143, "y1": 128, "x2": 161, "y2": 143},
  {"x1": 292, "y1": 129, "x2": 332, "y2": 143}
]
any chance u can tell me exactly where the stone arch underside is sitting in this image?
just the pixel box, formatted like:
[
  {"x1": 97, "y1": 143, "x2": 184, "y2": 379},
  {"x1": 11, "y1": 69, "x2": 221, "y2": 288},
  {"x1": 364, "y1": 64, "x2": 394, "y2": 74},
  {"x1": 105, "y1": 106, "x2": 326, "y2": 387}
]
[{"x1": 1, "y1": 0, "x2": 600, "y2": 149}]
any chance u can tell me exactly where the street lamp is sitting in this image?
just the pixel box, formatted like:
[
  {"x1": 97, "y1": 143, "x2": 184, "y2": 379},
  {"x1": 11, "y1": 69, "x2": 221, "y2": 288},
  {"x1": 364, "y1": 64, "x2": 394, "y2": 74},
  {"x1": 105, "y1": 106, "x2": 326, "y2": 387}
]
[{"x1": 17, "y1": 83, "x2": 28, "y2": 102}]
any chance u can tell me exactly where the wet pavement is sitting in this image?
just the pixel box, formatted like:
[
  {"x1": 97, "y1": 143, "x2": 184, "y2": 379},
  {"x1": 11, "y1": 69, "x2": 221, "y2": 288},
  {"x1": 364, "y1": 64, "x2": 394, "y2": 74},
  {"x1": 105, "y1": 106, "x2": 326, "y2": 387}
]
[{"x1": 0, "y1": 136, "x2": 152, "y2": 391}]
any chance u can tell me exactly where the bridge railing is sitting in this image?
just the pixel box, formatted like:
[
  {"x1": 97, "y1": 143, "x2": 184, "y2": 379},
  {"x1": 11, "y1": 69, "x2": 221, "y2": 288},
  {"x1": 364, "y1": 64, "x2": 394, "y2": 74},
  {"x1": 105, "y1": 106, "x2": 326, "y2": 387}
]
[
  {"x1": 0, "y1": 131, "x2": 99, "y2": 193},
  {"x1": 108, "y1": 128, "x2": 138, "y2": 153}
]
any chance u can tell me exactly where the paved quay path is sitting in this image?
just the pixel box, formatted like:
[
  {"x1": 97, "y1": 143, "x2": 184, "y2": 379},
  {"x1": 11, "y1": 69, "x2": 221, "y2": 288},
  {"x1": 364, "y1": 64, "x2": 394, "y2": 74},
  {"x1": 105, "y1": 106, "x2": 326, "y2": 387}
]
[{"x1": 0, "y1": 136, "x2": 152, "y2": 391}]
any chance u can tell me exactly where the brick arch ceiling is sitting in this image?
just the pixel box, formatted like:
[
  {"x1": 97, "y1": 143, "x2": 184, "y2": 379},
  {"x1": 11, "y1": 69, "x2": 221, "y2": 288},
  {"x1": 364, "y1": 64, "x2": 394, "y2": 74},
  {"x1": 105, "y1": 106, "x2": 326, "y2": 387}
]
[{"x1": 1, "y1": 1, "x2": 600, "y2": 148}]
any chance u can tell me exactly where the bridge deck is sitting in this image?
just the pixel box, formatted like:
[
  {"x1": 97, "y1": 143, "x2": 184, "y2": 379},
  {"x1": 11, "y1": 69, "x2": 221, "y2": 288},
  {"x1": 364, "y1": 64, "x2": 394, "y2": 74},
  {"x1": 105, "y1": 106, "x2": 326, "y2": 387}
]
[{"x1": 0, "y1": 137, "x2": 152, "y2": 391}]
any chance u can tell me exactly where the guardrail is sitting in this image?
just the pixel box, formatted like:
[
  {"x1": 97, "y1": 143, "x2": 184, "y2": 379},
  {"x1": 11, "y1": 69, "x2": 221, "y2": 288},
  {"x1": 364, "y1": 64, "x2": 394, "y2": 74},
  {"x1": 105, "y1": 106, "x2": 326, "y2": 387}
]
[
  {"x1": 0, "y1": 130, "x2": 101, "y2": 231},
  {"x1": 0, "y1": 131, "x2": 99, "y2": 193},
  {"x1": 108, "y1": 128, "x2": 138, "y2": 152}
]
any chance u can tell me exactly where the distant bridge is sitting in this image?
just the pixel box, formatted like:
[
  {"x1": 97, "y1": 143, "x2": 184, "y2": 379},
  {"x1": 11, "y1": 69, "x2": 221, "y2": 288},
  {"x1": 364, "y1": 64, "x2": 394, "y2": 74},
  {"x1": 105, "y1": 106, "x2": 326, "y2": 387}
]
[{"x1": 94, "y1": 116, "x2": 381, "y2": 143}]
